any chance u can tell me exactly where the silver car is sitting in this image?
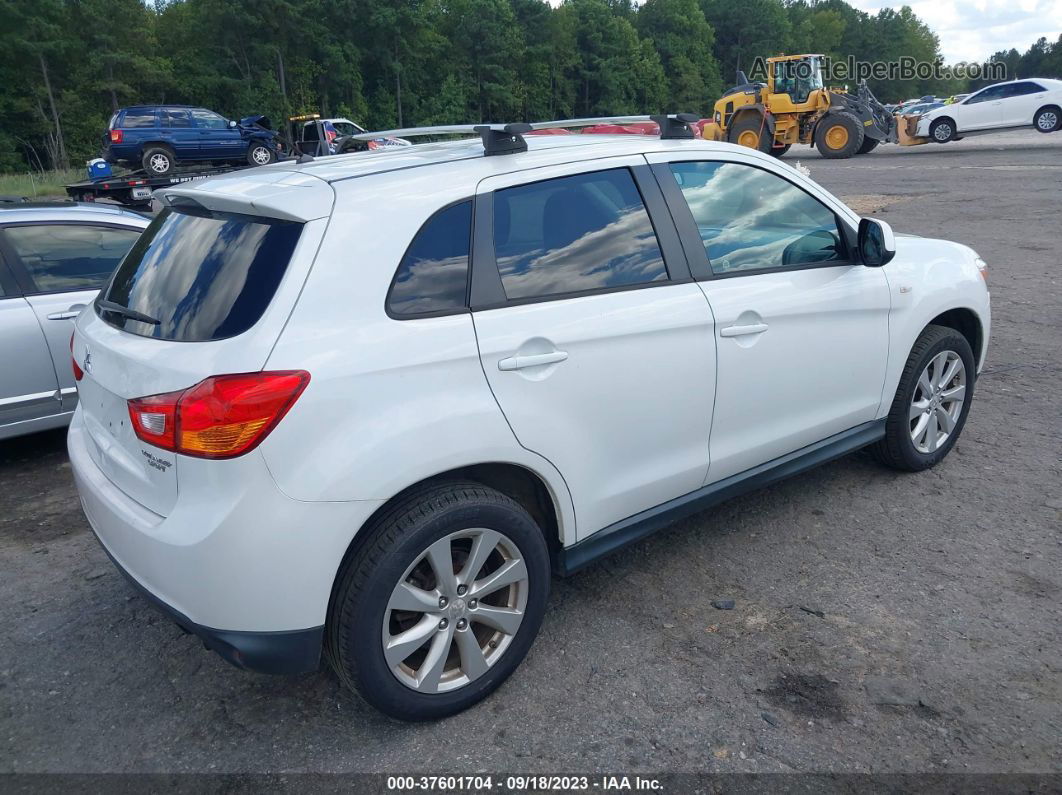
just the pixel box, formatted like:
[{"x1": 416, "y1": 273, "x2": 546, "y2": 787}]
[{"x1": 0, "y1": 203, "x2": 148, "y2": 440}]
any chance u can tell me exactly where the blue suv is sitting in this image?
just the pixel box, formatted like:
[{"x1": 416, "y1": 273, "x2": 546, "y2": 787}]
[{"x1": 103, "y1": 106, "x2": 282, "y2": 176}]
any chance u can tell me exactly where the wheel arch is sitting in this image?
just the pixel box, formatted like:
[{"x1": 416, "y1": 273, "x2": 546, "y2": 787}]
[
  {"x1": 140, "y1": 140, "x2": 176, "y2": 154},
  {"x1": 729, "y1": 106, "x2": 774, "y2": 137},
  {"x1": 930, "y1": 115, "x2": 957, "y2": 133},
  {"x1": 1034, "y1": 103, "x2": 1061, "y2": 125},
  {"x1": 324, "y1": 462, "x2": 566, "y2": 629},
  {"x1": 926, "y1": 307, "x2": 984, "y2": 365}
]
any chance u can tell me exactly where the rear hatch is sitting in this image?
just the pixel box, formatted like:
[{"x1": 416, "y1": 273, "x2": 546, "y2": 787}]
[{"x1": 73, "y1": 170, "x2": 333, "y2": 515}]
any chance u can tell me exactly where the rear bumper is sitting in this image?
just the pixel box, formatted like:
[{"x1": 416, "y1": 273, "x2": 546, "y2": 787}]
[
  {"x1": 67, "y1": 408, "x2": 384, "y2": 673},
  {"x1": 93, "y1": 535, "x2": 323, "y2": 674}
]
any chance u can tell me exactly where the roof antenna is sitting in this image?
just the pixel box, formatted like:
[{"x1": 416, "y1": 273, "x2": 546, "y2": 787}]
[
  {"x1": 651, "y1": 113, "x2": 699, "y2": 140},
  {"x1": 474, "y1": 123, "x2": 532, "y2": 156}
]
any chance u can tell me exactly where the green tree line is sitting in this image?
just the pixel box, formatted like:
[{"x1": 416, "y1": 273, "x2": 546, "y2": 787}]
[{"x1": 1, "y1": 0, "x2": 1058, "y2": 172}]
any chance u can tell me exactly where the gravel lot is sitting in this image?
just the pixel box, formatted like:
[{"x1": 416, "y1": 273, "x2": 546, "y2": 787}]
[{"x1": 2, "y1": 130, "x2": 1060, "y2": 776}]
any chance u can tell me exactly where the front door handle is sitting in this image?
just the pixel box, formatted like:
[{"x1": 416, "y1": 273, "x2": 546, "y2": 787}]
[
  {"x1": 720, "y1": 323, "x2": 768, "y2": 338},
  {"x1": 498, "y1": 350, "x2": 568, "y2": 371},
  {"x1": 47, "y1": 304, "x2": 86, "y2": 321}
]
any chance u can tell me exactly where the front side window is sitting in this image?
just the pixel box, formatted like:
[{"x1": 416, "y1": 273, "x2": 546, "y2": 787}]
[
  {"x1": 387, "y1": 201, "x2": 471, "y2": 317},
  {"x1": 121, "y1": 109, "x2": 157, "y2": 128},
  {"x1": 191, "y1": 109, "x2": 228, "y2": 130},
  {"x1": 492, "y1": 168, "x2": 667, "y2": 301},
  {"x1": 101, "y1": 208, "x2": 301, "y2": 341},
  {"x1": 3, "y1": 224, "x2": 142, "y2": 293},
  {"x1": 966, "y1": 85, "x2": 1005, "y2": 104},
  {"x1": 669, "y1": 161, "x2": 847, "y2": 275}
]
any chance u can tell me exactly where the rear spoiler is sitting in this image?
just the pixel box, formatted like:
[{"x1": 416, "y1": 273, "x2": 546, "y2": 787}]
[{"x1": 156, "y1": 169, "x2": 333, "y2": 222}]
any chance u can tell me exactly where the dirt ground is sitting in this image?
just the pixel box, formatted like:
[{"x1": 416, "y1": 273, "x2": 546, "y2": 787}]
[{"x1": 1, "y1": 129, "x2": 1060, "y2": 777}]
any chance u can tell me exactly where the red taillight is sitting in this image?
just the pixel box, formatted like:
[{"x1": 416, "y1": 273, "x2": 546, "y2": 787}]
[
  {"x1": 70, "y1": 332, "x2": 83, "y2": 382},
  {"x1": 110, "y1": 129, "x2": 123, "y2": 143},
  {"x1": 127, "y1": 371, "x2": 310, "y2": 459}
]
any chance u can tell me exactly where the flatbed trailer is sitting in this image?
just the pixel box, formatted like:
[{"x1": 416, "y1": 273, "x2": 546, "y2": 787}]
[{"x1": 64, "y1": 163, "x2": 274, "y2": 207}]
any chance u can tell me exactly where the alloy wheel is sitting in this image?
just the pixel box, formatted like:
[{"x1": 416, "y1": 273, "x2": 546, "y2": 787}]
[
  {"x1": 909, "y1": 350, "x2": 967, "y2": 454},
  {"x1": 149, "y1": 153, "x2": 170, "y2": 173},
  {"x1": 382, "y1": 528, "x2": 529, "y2": 693},
  {"x1": 1037, "y1": 111, "x2": 1058, "y2": 131},
  {"x1": 933, "y1": 123, "x2": 952, "y2": 142},
  {"x1": 251, "y1": 146, "x2": 272, "y2": 165}
]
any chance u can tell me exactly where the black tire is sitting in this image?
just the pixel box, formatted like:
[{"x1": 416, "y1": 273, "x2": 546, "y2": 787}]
[
  {"x1": 247, "y1": 142, "x2": 277, "y2": 166},
  {"x1": 871, "y1": 325, "x2": 976, "y2": 472},
  {"x1": 325, "y1": 481, "x2": 551, "y2": 721},
  {"x1": 727, "y1": 115, "x2": 773, "y2": 154},
  {"x1": 929, "y1": 117, "x2": 956, "y2": 143},
  {"x1": 770, "y1": 143, "x2": 791, "y2": 158},
  {"x1": 814, "y1": 112, "x2": 864, "y2": 158},
  {"x1": 856, "y1": 137, "x2": 880, "y2": 154},
  {"x1": 1033, "y1": 105, "x2": 1061, "y2": 133},
  {"x1": 141, "y1": 146, "x2": 175, "y2": 176}
]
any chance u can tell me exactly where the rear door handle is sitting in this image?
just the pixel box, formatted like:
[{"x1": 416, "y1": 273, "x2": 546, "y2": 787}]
[
  {"x1": 498, "y1": 350, "x2": 568, "y2": 371},
  {"x1": 720, "y1": 323, "x2": 768, "y2": 338},
  {"x1": 47, "y1": 304, "x2": 86, "y2": 321}
]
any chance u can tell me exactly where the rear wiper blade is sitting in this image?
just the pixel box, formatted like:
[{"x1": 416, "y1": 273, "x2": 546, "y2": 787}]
[{"x1": 96, "y1": 299, "x2": 161, "y2": 326}]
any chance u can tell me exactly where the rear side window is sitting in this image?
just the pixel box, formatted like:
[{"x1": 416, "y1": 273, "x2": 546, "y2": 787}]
[
  {"x1": 161, "y1": 109, "x2": 191, "y2": 128},
  {"x1": 492, "y1": 168, "x2": 667, "y2": 301},
  {"x1": 121, "y1": 109, "x2": 157, "y2": 128},
  {"x1": 387, "y1": 201, "x2": 471, "y2": 317},
  {"x1": 100, "y1": 207, "x2": 301, "y2": 341},
  {"x1": 3, "y1": 224, "x2": 142, "y2": 293}
]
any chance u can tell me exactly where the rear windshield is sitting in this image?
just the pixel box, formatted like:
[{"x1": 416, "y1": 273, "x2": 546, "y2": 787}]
[{"x1": 99, "y1": 206, "x2": 302, "y2": 341}]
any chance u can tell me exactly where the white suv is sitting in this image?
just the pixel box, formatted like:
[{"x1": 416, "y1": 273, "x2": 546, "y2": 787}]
[{"x1": 69, "y1": 119, "x2": 990, "y2": 720}]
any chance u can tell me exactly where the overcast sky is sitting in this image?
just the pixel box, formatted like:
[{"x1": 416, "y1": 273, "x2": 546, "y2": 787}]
[{"x1": 850, "y1": 0, "x2": 1062, "y2": 63}]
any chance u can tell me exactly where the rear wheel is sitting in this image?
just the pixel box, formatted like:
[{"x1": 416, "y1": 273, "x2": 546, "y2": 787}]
[
  {"x1": 856, "y1": 137, "x2": 880, "y2": 154},
  {"x1": 141, "y1": 146, "x2": 175, "y2": 176},
  {"x1": 1034, "y1": 106, "x2": 1060, "y2": 133},
  {"x1": 872, "y1": 325, "x2": 975, "y2": 471},
  {"x1": 325, "y1": 482, "x2": 551, "y2": 721},
  {"x1": 814, "y1": 113, "x2": 864, "y2": 158},
  {"x1": 727, "y1": 115, "x2": 773, "y2": 154}
]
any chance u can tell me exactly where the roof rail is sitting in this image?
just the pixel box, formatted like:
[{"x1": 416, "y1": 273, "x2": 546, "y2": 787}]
[{"x1": 347, "y1": 114, "x2": 702, "y2": 155}]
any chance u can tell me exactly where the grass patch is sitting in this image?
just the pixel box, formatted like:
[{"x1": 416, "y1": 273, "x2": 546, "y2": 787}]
[{"x1": 0, "y1": 169, "x2": 84, "y2": 200}]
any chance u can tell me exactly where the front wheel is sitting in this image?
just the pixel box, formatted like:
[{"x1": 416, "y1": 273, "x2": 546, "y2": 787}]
[
  {"x1": 247, "y1": 142, "x2": 277, "y2": 166},
  {"x1": 770, "y1": 143, "x2": 791, "y2": 158},
  {"x1": 872, "y1": 325, "x2": 976, "y2": 471},
  {"x1": 814, "y1": 112, "x2": 864, "y2": 158},
  {"x1": 727, "y1": 115, "x2": 773, "y2": 154},
  {"x1": 930, "y1": 118, "x2": 956, "y2": 143},
  {"x1": 325, "y1": 482, "x2": 551, "y2": 721}
]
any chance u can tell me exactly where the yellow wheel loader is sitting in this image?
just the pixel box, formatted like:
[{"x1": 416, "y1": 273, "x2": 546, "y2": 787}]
[{"x1": 701, "y1": 54, "x2": 921, "y2": 158}]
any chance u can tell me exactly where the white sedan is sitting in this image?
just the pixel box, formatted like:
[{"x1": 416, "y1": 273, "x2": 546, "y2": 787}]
[{"x1": 917, "y1": 78, "x2": 1062, "y2": 142}]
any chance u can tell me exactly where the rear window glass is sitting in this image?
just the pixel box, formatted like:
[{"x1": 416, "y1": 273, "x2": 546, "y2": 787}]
[
  {"x1": 121, "y1": 109, "x2": 157, "y2": 128},
  {"x1": 99, "y1": 207, "x2": 302, "y2": 341},
  {"x1": 387, "y1": 201, "x2": 471, "y2": 317}
]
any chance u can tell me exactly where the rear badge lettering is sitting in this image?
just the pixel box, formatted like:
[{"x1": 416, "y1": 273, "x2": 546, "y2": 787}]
[{"x1": 141, "y1": 449, "x2": 173, "y2": 473}]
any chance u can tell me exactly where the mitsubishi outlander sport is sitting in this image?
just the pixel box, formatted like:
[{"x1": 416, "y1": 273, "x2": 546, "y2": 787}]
[{"x1": 69, "y1": 117, "x2": 990, "y2": 720}]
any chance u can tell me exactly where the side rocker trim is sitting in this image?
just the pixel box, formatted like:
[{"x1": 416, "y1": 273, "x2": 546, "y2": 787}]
[{"x1": 555, "y1": 419, "x2": 886, "y2": 576}]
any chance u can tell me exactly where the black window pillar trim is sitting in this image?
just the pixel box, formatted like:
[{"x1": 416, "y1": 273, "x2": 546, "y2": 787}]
[{"x1": 649, "y1": 162, "x2": 715, "y2": 281}]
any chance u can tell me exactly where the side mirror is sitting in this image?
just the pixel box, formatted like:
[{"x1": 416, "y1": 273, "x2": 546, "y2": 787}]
[
  {"x1": 228, "y1": 120, "x2": 237, "y2": 128},
  {"x1": 858, "y1": 217, "x2": 896, "y2": 267}
]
